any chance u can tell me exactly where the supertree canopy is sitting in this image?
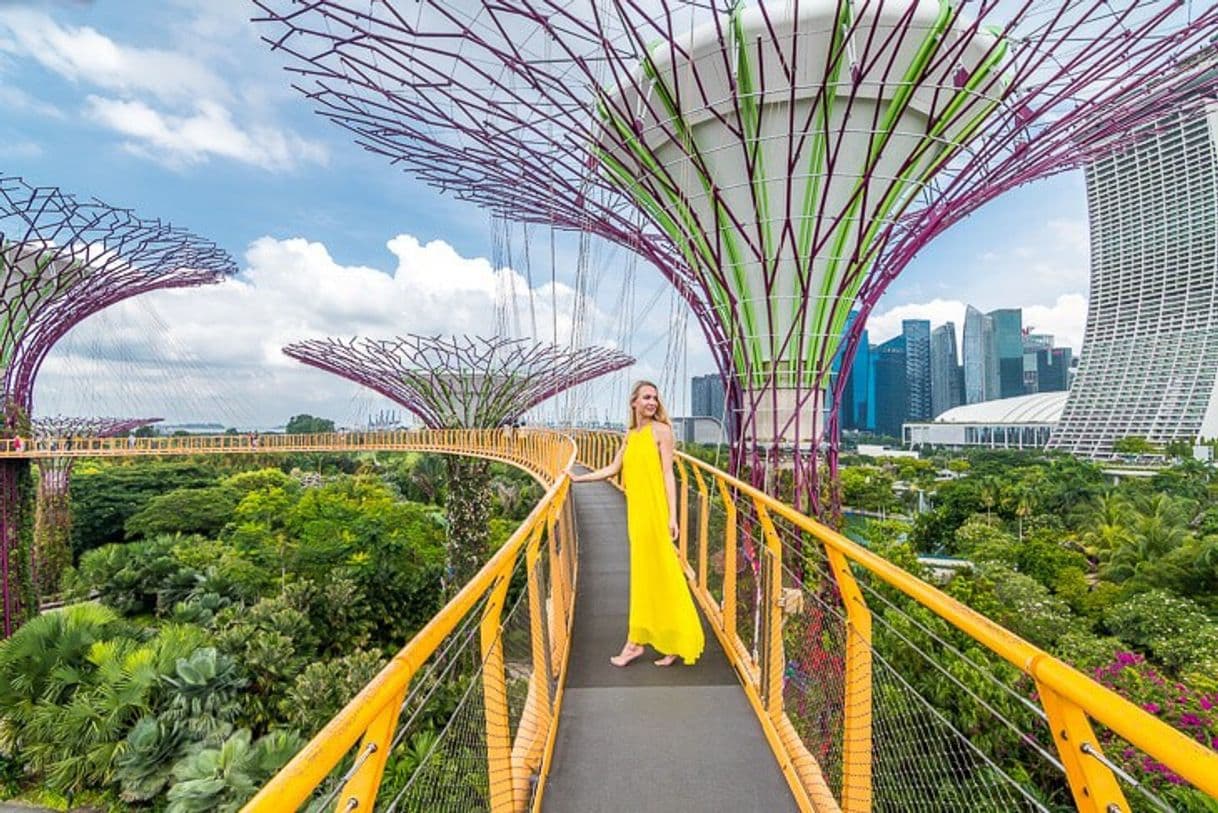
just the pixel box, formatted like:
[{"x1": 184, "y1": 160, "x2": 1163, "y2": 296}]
[
  {"x1": 282, "y1": 335, "x2": 635, "y2": 430},
  {"x1": 284, "y1": 334, "x2": 633, "y2": 592},
  {"x1": 30, "y1": 416, "x2": 161, "y2": 598},
  {"x1": 0, "y1": 174, "x2": 237, "y2": 634},
  {"x1": 255, "y1": 0, "x2": 1218, "y2": 511}
]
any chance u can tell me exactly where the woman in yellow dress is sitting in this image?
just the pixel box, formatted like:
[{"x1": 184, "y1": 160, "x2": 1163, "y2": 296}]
[{"x1": 571, "y1": 381, "x2": 705, "y2": 666}]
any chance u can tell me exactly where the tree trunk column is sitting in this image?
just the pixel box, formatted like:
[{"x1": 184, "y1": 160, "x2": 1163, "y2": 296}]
[
  {"x1": 0, "y1": 458, "x2": 34, "y2": 636},
  {"x1": 443, "y1": 456, "x2": 493, "y2": 596},
  {"x1": 33, "y1": 459, "x2": 72, "y2": 599}
]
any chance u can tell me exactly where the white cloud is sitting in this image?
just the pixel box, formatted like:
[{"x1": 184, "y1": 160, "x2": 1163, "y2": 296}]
[
  {"x1": 0, "y1": 7, "x2": 327, "y2": 173},
  {"x1": 86, "y1": 96, "x2": 327, "y2": 171},
  {"x1": 0, "y1": 85, "x2": 64, "y2": 119},
  {"x1": 0, "y1": 8, "x2": 226, "y2": 102},
  {"x1": 34, "y1": 233, "x2": 635, "y2": 428}
]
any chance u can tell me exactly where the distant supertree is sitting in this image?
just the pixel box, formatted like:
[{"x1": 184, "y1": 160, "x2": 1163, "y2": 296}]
[
  {"x1": 284, "y1": 334, "x2": 633, "y2": 591},
  {"x1": 256, "y1": 0, "x2": 1218, "y2": 513},
  {"x1": 0, "y1": 175, "x2": 237, "y2": 633},
  {"x1": 30, "y1": 416, "x2": 162, "y2": 598}
]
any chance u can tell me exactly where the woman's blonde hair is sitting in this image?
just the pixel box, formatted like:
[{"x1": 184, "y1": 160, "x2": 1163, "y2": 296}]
[{"x1": 628, "y1": 379, "x2": 671, "y2": 429}]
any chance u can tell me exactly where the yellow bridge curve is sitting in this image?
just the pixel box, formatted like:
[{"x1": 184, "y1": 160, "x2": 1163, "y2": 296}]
[{"x1": 4, "y1": 429, "x2": 1217, "y2": 811}]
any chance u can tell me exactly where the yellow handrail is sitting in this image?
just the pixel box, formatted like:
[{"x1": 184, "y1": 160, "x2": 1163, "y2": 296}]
[
  {"x1": 242, "y1": 430, "x2": 578, "y2": 812},
  {"x1": 570, "y1": 430, "x2": 1218, "y2": 812}
]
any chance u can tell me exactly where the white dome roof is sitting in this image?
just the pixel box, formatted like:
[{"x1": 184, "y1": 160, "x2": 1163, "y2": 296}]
[{"x1": 934, "y1": 392, "x2": 1069, "y2": 424}]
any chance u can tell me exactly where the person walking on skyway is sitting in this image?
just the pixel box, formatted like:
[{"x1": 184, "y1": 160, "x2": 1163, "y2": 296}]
[{"x1": 570, "y1": 381, "x2": 705, "y2": 667}]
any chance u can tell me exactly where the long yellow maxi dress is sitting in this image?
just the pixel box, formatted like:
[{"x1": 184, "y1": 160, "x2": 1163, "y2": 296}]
[{"x1": 622, "y1": 422, "x2": 705, "y2": 664}]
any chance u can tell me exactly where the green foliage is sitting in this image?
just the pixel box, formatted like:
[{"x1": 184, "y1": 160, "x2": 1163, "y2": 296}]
[
  {"x1": 125, "y1": 485, "x2": 241, "y2": 539},
  {"x1": 1102, "y1": 590, "x2": 1218, "y2": 678},
  {"x1": 213, "y1": 595, "x2": 315, "y2": 729},
  {"x1": 0, "y1": 606, "x2": 209, "y2": 795},
  {"x1": 66, "y1": 536, "x2": 201, "y2": 615},
  {"x1": 165, "y1": 728, "x2": 303, "y2": 813},
  {"x1": 1113, "y1": 435, "x2": 1157, "y2": 455},
  {"x1": 282, "y1": 649, "x2": 386, "y2": 737},
  {"x1": 840, "y1": 466, "x2": 900, "y2": 512},
  {"x1": 284, "y1": 414, "x2": 336, "y2": 434},
  {"x1": 70, "y1": 461, "x2": 220, "y2": 555}
]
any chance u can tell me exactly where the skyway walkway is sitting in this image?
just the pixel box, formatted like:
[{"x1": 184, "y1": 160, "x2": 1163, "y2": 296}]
[{"x1": 542, "y1": 475, "x2": 794, "y2": 812}]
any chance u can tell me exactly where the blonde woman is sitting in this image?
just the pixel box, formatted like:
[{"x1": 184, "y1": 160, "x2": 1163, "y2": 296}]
[{"x1": 571, "y1": 381, "x2": 705, "y2": 666}]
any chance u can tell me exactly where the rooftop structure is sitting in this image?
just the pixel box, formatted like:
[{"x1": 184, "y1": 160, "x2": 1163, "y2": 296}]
[
  {"x1": 904, "y1": 391, "x2": 1068, "y2": 449},
  {"x1": 282, "y1": 335, "x2": 634, "y2": 430},
  {"x1": 254, "y1": 0, "x2": 1218, "y2": 512}
]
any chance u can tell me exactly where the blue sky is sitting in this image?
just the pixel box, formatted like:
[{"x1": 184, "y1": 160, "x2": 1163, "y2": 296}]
[{"x1": 1, "y1": 0, "x2": 1092, "y2": 428}]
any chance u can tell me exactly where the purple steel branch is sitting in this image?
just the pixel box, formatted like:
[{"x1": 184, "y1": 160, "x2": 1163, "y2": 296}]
[
  {"x1": 1, "y1": 175, "x2": 237, "y2": 417},
  {"x1": 282, "y1": 335, "x2": 635, "y2": 428},
  {"x1": 0, "y1": 174, "x2": 236, "y2": 635},
  {"x1": 254, "y1": 0, "x2": 1218, "y2": 510}
]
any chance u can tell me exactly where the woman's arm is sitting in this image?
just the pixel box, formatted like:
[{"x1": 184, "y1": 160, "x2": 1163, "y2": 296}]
[
  {"x1": 654, "y1": 423, "x2": 679, "y2": 540},
  {"x1": 569, "y1": 442, "x2": 625, "y2": 482}
]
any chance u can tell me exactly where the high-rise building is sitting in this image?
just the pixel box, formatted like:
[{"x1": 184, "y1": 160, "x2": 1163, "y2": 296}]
[
  {"x1": 931, "y1": 323, "x2": 964, "y2": 417},
  {"x1": 1051, "y1": 95, "x2": 1218, "y2": 457},
  {"x1": 1022, "y1": 333, "x2": 1054, "y2": 393},
  {"x1": 873, "y1": 335, "x2": 907, "y2": 439},
  {"x1": 835, "y1": 314, "x2": 873, "y2": 432},
  {"x1": 1037, "y1": 347, "x2": 1072, "y2": 393},
  {"x1": 988, "y1": 308, "x2": 1024, "y2": 398},
  {"x1": 963, "y1": 305, "x2": 999, "y2": 404},
  {"x1": 690, "y1": 373, "x2": 728, "y2": 430},
  {"x1": 903, "y1": 320, "x2": 932, "y2": 422}
]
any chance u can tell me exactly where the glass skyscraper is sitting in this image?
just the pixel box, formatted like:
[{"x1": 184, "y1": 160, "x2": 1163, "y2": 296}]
[
  {"x1": 873, "y1": 335, "x2": 907, "y2": 439},
  {"x1": 988, "y1": 308, "x2": 1024, "y2": 399},
  {"x1": 931, "y1": 322, "x2": 964, "y2": 417},
  {"x1": 963, "y1": 305, "x2": 999, "y2": 404},
  {"x1": 903, "y1": 320, "x2": 932, "y2": 422}
]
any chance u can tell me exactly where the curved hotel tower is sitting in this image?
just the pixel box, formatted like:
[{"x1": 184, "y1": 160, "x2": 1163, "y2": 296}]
[{"x1": 1051, "y1": 96, "x2": 1218, "y2": 457}]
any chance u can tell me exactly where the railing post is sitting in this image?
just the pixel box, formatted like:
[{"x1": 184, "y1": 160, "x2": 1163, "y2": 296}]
[
  {"x1": 1035, "y1": 676, "x2": 1130, "y2": 813},
  {"x1": 676, "y1": 459, "x2": 689, "y2": 564},
  {"x1": 481, "y1": 569, "x2": 515, "y2": 812},
  {"x1": 825, "y1": 547, "x2": 874, "y2": 813},
  {"x1": 331, "y1": 687, "x2": 408, "y2": 811},
  {"x1": 717, "y1": 476, "x2": 737, "y2": 645},
  {"x1": 510, "y1": 523, "x2": 552, "y2": 811},
  {"x1": 691, "y1": 465, "x2": 709, "y2": 591},
  {"x1": 754, "y1": 502, "x2": 784, "y2": 717},
  {"x1": 548, "y1": 497, "x2": 569, "y2": 672}
]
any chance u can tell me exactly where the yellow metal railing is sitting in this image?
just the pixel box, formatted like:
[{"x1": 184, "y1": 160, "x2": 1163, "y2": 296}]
[
  {"x1": 573, "y1": 430, "x2": 1218, "y2": 813},
  {"x1": 242, "y1": 429, "x2": 578, "y2": 812}
]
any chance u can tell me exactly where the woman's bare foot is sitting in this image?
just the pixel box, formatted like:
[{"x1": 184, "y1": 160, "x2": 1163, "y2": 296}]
[
  {"x1": 610, "y1": 642, "x2": 645, "y2": 667},
  {"x1": 654, "y1": 654, "x2": 678, "y2": 667}
]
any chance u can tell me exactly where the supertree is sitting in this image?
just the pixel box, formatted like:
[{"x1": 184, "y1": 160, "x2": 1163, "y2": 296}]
[
  {"x1": 0, "y1": 175, "x2": 237, "y2": 633},
  {"x1": 29, "y1": 416, "x2": 162, "y2": 598},
  {"x1": 283, "y1": 334, "x2": 633, "y2": 592},
  {"x1": 255, "y1": 0, "x2": 1218, "y2": 514}
]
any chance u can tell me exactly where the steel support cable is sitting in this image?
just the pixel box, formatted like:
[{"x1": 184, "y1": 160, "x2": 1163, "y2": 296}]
[
  {"x1": 702, "y1": 490, "x2": 1050, "y2": 808},
  {"x1": 384, "y1": 556, "x2": 532, "y2": 812},
  {"x1": 311, "y1": 589, "x2": 494, "y2": 811},
  {"x1": 719, "y1": 502, "x2": 1068, "y2": 790},
  {"x1": 868, "y1": 644, "x2": 1053, "y2": 813},
  {"x1": 1079, "y1": 742, "x2": 1175, "y2": 813},
  {"x1": 762, "y1": 519, "x2": 1054, "y2": 727}
]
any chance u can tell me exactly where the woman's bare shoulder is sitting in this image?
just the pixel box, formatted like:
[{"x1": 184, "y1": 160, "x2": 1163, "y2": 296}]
[{"x1": 651, "y1": 421, "x2": 674, "y2": 441}]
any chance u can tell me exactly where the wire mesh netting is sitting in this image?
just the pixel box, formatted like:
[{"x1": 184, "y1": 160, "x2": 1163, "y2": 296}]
[
  {"x1": 383, "y1": 570, "x2": 532, "y2": 812},
  {"x1": 769, "y1": 514, "x2": 1062, "y2": 812}
]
